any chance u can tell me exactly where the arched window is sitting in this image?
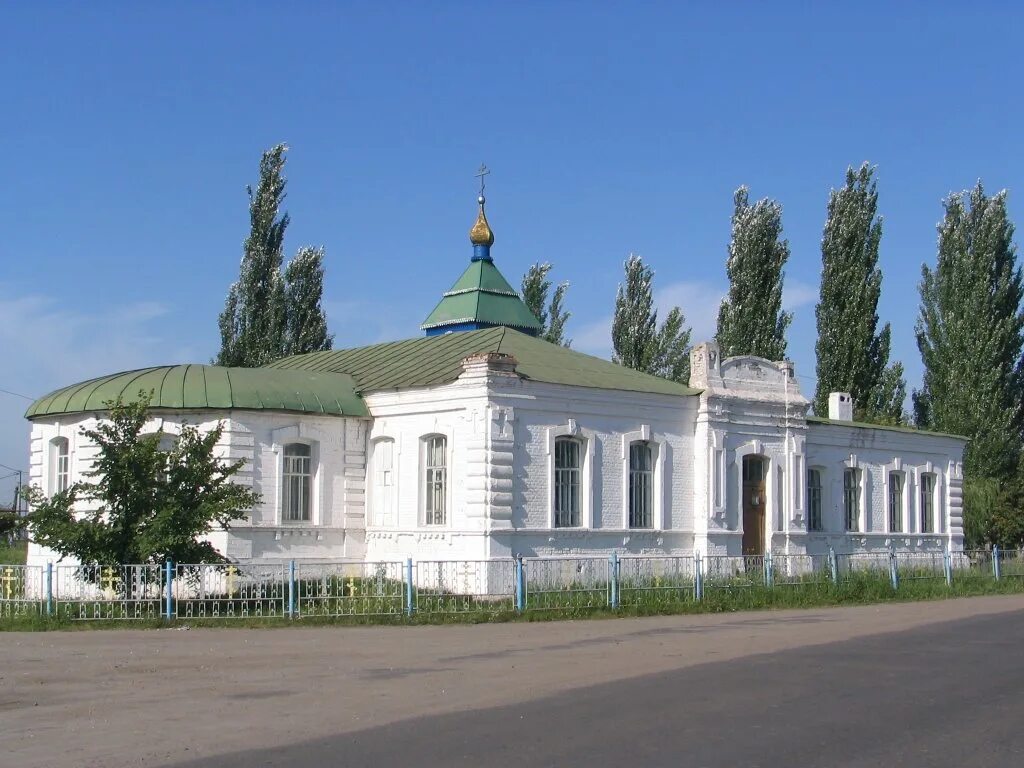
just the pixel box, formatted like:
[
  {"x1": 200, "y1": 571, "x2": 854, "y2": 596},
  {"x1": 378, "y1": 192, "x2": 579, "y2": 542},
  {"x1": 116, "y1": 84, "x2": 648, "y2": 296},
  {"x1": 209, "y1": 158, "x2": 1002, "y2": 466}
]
[
  {"x1": 51, "y1": 437, "x2": 70, "y2": 494},
  {"x1": 920, "y1": 473, "x2": 936, "y2": 533},
  {"x1": 371, "y1": 438, "x2": 395, "y2": 526},
  {"x1": 282, "y1": 443, "x2": 312, "y2": 522},
  {"x1": 807, "y1": 468, "x2": 823, "y2": 532},
  {"x1": 554, "y1": 437, "x2": 581, "y2": 528},
  {"x1": 422, "y1": 435, "x2": 447, "y2": 526},
  {"x1": 628, "y1": 441, "x2": 654, "y2": 528}
]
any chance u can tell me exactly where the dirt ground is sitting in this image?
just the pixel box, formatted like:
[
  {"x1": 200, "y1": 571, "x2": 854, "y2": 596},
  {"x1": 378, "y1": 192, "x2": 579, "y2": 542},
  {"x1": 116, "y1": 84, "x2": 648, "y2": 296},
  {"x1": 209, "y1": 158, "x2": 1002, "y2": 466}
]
[{"x1": 3, "y1": 595, "x2": 1024, "y2": 768}]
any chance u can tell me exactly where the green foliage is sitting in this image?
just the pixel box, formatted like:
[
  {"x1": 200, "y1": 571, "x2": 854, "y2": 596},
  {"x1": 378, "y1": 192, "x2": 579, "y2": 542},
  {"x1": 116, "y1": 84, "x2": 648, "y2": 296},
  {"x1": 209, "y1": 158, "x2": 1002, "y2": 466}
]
[
  {"x1": 717, "y1": 186, "x2": 791, "y2": 360},
  {"x1": 814, "y1": 164, "x2": 907, "y2": 423},
  {"x1": 0, "y1": 510, "x2": 24, "y2": 540},
  {"x1": 914, "y1": 182, "x2": 1024, "y2": 481},
  {"x1": 964, "y1": 469, "x2": 1024, "y2": 550},
  {"x1": 521, "y1": 262, "x2": 572, "y2": 346},
  {"x1": 611, "y1": 254, "x2": 692, "y2": 383},
  {"x1": 217, "y1": 144, "x2": 332, "y2": 367},
  {"x1": 23, "y1": 393, "x2": 259, "y2": 565},
  {"x1": 283, "y1": 246, "x2": 334, "y2": 356}
]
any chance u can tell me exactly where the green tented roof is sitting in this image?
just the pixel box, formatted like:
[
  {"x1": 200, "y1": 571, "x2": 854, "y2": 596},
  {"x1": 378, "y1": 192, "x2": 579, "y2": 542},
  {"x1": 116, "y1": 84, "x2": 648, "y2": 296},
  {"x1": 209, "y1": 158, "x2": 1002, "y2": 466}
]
[
  {"x1": 421, "y1": 260, "x2": 542, "y2": 332},
  {"x1": 806, "y1": 416, "x2": 968, "y2": 441},
  {"x1": 266, "y1": 326, "x2": 700, "y2": 397},
  {"x1": 26, "y1": 365, "x2": 369, "y2": 419}
]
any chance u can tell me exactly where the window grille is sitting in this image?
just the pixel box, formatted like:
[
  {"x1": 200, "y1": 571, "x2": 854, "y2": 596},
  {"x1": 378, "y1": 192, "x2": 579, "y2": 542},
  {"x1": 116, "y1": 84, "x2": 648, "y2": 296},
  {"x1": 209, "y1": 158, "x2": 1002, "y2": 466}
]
[
  {"x1": 423, "y1": 436, "x2": 447, "y2": 526},
  {"x1": 920, "y1": 473, "x2": 935, "y2": 533},
  {"x1": 629, "y1": 441, "x2": 654, "y2": 528},
  {"x1": 889, "y1": 472, "x2": 904, "y2": 533},
  {"x1": 282, "y1": 444, "x2": 312, "y2": 522},
  {"x1": 843, "y1": 468, "x2": 860, "y2": 532},
  {"x1": 554, "y1": 438, "x2": 581, "y2": 527}
]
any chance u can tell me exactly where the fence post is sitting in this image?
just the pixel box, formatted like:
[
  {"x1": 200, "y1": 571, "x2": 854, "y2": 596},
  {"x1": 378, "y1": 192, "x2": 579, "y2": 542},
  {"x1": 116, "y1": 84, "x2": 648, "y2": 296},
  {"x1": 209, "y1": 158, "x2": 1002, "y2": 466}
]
[
  {"x1": 45, "y1": 562, "x2": 53, "y2": 617},
  {"x1": 889, "y1": 547, "x2": 899, "y2": 591},
  {"x1": 608, "y1": 552, "x2": 619, "y2": 609},
  {"x1": 993, "y1": 546, "x2": 1001, "y2": 580},
  {"x1": 764, "y1": 551, "x2": 774, "y2": 588},
  {"x1": 694, "y1": 551, "x2": 704, "y2": 601},
  {"x1": 828, "y1": 546, "x2": 838, "y2": 583},
  {"x1": 405, "y1": 557, "x2": 414, "y2": 617},
  {"x1": 943, "y1": 547, "x2": 953, "y2": 587},
  {"x1": 514, "y1": 555, "x2": 525, "y2": 612},
  {"x1": 164, "y1": 560, "x2": 173, "y2": 620},
  {"x1": 288, "y1": 560, "x2": 296, "y2": 618}
]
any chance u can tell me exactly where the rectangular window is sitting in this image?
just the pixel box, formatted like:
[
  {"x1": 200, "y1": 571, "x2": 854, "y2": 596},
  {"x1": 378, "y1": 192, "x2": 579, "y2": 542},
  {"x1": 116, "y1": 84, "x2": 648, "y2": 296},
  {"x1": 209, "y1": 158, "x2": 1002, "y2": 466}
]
[
  {"x1": 807, "y1": 469, "x2": 822, "y2": 532},
  {"x1": 713, "y1": 448, "x2": 724, "y2": 508},
  {"x1": 888, "y1": 472, "x2": 904, "y2": 533},
  {"x1": 554, "y1": 438, "x2": 581, "y2": 527},
  {"x1": 282, "y1": 444, "x2": 312, "y2": 522},
  {"x1": 629, "y1": 442, "x2": 654, "y2": 528},
  {"x1": 424, "y1": 436, "x2": 447, "y2": 526},
  {"x1": 843, "y1": 468, "x2": 860, "y2": 532},
  {"x1": 51, "y1": 438, "x2": 71, "y2": 494},
  {"x1": 920, "y1": 473, "x2": 935, "y2": 533}
]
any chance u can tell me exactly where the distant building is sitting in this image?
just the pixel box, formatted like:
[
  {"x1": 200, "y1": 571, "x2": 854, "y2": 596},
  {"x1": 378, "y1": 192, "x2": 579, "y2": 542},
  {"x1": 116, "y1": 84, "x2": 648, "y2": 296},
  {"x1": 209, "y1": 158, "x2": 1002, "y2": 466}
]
[{"x1": 24, "y1": 192, "x2": 965, "y2": 566}]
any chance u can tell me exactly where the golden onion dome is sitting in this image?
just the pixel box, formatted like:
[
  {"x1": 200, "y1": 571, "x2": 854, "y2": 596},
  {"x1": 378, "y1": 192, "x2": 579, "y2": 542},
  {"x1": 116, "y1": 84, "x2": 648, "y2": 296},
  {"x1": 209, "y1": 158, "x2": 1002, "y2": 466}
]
[{"x1": 469, "y1": 195, "x2": 495, "y2": 246}]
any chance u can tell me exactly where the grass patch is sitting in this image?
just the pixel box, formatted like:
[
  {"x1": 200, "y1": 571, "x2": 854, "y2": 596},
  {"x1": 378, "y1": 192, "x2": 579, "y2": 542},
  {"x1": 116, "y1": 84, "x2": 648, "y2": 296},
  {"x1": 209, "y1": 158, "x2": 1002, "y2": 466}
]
[{"x1": 0, "y1": 540, "x2": 27, "y2": 564}]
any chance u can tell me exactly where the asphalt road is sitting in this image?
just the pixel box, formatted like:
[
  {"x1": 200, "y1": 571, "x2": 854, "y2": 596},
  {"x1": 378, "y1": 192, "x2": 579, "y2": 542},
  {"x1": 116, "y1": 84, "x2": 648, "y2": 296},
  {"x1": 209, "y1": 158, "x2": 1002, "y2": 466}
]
[
  {"x1": 171, "y1": 608, "x2": 1024, "y2": 768},
  {"x1": 3, "y1": 596, "x2": 1023, "y2": 767}
]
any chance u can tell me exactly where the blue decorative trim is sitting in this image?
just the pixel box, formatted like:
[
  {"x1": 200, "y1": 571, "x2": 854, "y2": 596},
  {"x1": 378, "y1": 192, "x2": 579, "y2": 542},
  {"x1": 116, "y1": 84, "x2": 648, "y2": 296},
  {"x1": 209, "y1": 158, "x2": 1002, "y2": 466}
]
[
  {"x1": 471, "y1": 244, "x2": 493, "y2": 262},
  {"x1": 424, "y1": 321, "x2": 539, "y2": 337}
]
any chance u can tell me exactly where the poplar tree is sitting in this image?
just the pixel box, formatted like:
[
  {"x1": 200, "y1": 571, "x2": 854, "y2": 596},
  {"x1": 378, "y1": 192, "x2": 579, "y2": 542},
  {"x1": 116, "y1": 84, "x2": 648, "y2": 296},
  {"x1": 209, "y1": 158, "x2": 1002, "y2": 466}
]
[
  {"x1": 522, "y1": 263, "x2": 571, "y2": 346},
  {"x1": 217, "y1": 144, "x2": 289, "y2": 367},
  {"x1": 814, "y1": 164, "x2": 906, "y2": 423},
  {"x1": 612, "y1": 254, "x2": 691, "y2": 383},
  {"x1": 284, "y1": 247, "x2": 333, "y2": 356},
  {"x1": 217, "y1": 144, "x2": 333, "y2": 367},
  {"x1": 716, "y1": 187, "x2": 791, "y2": 360},
  {"x1": 915, "y1": 183, "x2": 1024, "y2": 481}
]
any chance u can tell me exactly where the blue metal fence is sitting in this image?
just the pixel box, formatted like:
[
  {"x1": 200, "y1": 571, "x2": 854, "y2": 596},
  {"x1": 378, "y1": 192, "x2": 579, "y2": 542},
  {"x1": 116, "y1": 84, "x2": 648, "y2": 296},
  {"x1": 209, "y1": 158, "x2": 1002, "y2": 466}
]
[{"x1": 1, "y1": 547, "x2": 1017, "y2": 622}]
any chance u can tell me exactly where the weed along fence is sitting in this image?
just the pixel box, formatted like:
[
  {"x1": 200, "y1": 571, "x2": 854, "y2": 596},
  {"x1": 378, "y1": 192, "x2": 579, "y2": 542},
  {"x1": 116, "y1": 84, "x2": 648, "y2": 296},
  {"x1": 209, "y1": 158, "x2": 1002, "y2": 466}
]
[{"x1": 2, "y1": 548, "x2": 1024, "y2": 623}]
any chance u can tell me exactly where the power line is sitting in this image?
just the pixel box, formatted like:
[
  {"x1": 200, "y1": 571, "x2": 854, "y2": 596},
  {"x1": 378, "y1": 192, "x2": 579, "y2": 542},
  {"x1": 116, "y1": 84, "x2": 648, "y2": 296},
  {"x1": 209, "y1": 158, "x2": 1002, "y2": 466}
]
[{"x1": 0, "y1": 386, "x2": 34, "y2": 401}]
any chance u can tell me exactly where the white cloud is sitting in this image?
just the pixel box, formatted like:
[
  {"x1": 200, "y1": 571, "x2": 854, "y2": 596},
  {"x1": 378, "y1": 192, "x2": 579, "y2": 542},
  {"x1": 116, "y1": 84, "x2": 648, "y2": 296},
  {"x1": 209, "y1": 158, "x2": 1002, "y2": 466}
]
[
  {"x1": 0, "y1": 286, "x2": 197, "y2": 500},
  {"x1": 783, "y1": 278, "x2": 818, "y2": 312}
]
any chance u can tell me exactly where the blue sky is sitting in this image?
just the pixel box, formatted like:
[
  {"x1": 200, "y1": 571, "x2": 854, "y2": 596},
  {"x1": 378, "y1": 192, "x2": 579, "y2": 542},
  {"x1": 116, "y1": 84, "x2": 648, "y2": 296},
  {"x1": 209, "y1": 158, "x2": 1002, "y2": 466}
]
[{"x1": 1, "y1": 3, "x2": 1022, "y2": 500}]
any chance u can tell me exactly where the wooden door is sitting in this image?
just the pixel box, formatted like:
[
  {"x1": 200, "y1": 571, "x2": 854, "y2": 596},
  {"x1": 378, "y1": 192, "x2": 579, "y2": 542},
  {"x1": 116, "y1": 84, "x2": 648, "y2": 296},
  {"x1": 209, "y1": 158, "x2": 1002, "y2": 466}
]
[{"x1": 742, "y1": 456, "x2": 766, "y2": 556}]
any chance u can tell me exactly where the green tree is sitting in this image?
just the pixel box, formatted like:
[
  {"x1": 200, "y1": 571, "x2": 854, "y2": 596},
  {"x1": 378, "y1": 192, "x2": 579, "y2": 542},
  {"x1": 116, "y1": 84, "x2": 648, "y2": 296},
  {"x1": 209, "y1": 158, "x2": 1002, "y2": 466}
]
[
  {"x1": 284, "y1": 247, "x2": 334, "y2": 356},
  {"x1": 612, "y1": 254, "x2": 691, "y2": 382},
  {"x1": 217, "y1": 144, "x2": 332, "y2": 366},
  {"x1": 716, "y1": 186, "x2": 791, "y2": 359},
  {"x1": 914, "y1": 182, "x2": 1024, "y2": 482},
  {"x1": 23, "y1": 393, "x2": 258, "y2": 565},
  {"x1": 814, "y1": 164, "x2": 907, "y2": 423},
  {"x1": 521, "y1": 263, "x2": 571, "y2": 346}
]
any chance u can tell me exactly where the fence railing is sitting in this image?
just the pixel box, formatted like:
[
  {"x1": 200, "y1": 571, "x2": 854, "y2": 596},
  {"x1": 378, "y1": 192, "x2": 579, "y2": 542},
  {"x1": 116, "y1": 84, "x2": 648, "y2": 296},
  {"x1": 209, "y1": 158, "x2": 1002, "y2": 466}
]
[{"x1": 2, "y1": 547, "x2": 1019, "y2": 622}]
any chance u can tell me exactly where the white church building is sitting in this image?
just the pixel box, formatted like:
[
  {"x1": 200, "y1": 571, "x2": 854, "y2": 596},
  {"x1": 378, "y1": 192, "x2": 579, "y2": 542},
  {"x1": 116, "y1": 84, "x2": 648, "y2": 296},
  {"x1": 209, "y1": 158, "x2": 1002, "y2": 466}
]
[{"x1": 24, "y1": 194, "x2": 967, "y2": 568}]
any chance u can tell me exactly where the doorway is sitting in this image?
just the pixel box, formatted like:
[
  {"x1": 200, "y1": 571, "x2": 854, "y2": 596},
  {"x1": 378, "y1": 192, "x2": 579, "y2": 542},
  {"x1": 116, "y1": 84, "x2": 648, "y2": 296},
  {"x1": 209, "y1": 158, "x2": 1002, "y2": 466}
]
[{"x1": 742, "y1": 455, "x2": 767, "y2": 556}]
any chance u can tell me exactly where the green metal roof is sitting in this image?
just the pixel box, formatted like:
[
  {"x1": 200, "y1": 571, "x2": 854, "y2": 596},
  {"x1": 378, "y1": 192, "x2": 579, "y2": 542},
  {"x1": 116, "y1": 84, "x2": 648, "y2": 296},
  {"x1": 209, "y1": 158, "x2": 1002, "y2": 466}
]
[
  {"x1": 26, "y1": 365, "x2": 369, "y2": 419},
  {"x1": 266, "y1": 326, "x2": 699, "y2": 397},
  {"x1": 421, "y1": 260, "x2": 542, "y2": 332},
  {"x1": 806, "y1": 416, "x2": 968, "y2": 441}
]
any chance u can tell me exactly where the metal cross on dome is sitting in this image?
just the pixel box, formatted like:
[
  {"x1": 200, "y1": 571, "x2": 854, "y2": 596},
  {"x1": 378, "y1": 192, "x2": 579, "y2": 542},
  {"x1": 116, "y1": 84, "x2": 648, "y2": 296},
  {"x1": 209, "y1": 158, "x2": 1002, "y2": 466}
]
[{"x1": 475, "y1": 163, "x2": 490, "y2": 196}]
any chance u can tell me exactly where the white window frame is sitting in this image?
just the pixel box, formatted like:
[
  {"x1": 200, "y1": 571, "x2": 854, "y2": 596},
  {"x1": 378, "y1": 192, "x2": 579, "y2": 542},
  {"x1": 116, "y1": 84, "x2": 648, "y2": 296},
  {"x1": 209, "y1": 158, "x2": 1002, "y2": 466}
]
[
  {"x1": 806, "y1": 466, "x2": 824, "y2": 533},
  {"x1": 420, "y1": 434, "x2": 449, "y2": 527},
  {"x1": 547, "y1": 422, "x2": 594, "y2": 529},
  {"x1": 50, "y1": 436, "x2": 70, "y2": 495},
  {"x1": 280, "y1": 441, "x2": 316, "y2": 524},
  {"x1": 369, "y1": 437, "x2": 397, "y2": 528},
  {"x1": 842, "y1": 462, "x2": 864, "y2": 533},
  {"x1": 884, "y1": 461, "x2": 907, "y2": 534},
  {"x1": 919, "y1": 471, "x2": 937, "y2": 534},
  {"x1": 622, "y1": 426, "x2": 664, "y2": 530}
]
